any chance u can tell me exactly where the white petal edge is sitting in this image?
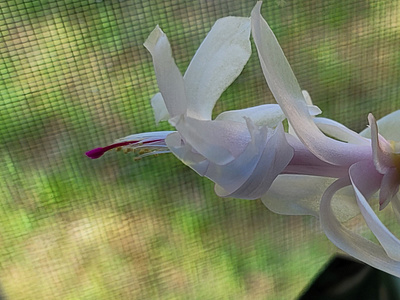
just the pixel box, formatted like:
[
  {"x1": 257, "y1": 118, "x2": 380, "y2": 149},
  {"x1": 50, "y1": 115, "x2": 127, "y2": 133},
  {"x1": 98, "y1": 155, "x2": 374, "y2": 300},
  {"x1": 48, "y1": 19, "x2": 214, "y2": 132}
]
[
  {"x1": 313, "y1": 117, "x2": 370, "y2": 145},
  {"x1": 251, "y1": 2, "x2": 368, "y2": 166},
  {"x1": 320, "y1": 176, "x2": 400, "y2": 278},
  {"x1": 144, "y1": 26, "x2": 187, "y2": 120},
  {"x1": 174, "y1": 116, "x2": 251, "y2": 165},
  {"x1": 165, "y1": 132, "x2": 210, "y2": 176},
  {"x1": 183, "y1": 17, "x2": 251, "y2": 120},
  {"x1": 360, "y1": 110, "x2": 400, "y2": 141},
  {"x1": 215, "y1": 104, "x2": 285, "y2": 128},
  {"x1": 213, "y1": 122, "x2": 293, "y2": 199},
  {"x1": 262, "y1": 175, "x2": 360, "y2": 222},
  {"x1": 349, "y1": 161, "x2": 400, "y2": 261}
]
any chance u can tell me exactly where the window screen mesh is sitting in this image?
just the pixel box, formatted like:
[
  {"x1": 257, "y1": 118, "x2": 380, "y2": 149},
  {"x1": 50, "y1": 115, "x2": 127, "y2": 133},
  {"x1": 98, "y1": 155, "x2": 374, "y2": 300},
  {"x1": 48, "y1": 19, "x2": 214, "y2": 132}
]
[{"x1": 1, "y1": 0, "x2": 399, "y2": 299}]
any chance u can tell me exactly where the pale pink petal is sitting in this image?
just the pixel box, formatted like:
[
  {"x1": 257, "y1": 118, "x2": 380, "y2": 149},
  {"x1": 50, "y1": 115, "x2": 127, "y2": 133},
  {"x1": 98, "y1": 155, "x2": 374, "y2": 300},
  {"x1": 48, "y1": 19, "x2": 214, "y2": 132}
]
[
  {"x1": 320, "y1": 176, "x2": 400, "y2": 277},
  {"x1": 144, "y1": 26, "x2": 187, "y2": 120},
  {"x1": 184, "y1": 17, "x2": 251, "y2": 120},
  {"x1": 251, "y1": 2, "x2": 368, "y2": 166}
]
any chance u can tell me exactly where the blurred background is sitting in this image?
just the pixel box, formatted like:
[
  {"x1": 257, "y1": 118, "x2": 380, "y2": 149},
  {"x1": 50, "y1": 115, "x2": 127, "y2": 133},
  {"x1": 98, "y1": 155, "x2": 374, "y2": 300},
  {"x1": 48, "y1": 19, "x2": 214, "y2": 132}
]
[{"x1": 1, "y1": 0, "x2": 399, "y2": 299}]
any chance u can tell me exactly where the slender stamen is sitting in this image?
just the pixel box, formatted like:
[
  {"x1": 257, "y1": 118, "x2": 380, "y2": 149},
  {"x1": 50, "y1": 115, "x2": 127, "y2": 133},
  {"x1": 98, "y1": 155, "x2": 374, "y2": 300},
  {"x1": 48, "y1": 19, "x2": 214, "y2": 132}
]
[{"x1": 85, "y1": 139, "x2": 165, "y2": 159}]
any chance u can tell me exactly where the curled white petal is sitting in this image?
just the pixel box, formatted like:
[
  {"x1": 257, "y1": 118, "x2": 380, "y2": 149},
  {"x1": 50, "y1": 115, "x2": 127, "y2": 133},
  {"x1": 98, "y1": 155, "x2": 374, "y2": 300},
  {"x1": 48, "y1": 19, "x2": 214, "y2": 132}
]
[
  {"x1": 144, "y1": 26, "x2": 187, "y2": 120},
  {"x1": 184, "y1": 17, "x2": 251, "y2": 120},
  {"x1": 320, "y1": 177, "x2": 400, "y2": 278},
  {"x1": 262, "y1": 175, "x2": 360, "y2": 221},
  {"x1": 314, "y1": 117, "x2": 370, "y2": 145},
  {"x1": 212, "y1": 122, "x2": 293, "y2": 199},
  {"x1": 349, "y1": 161, "x2": 400, "y2": 261},
  {"x1": 251, "y1": 2, "x2": 369, "y2": 166}
]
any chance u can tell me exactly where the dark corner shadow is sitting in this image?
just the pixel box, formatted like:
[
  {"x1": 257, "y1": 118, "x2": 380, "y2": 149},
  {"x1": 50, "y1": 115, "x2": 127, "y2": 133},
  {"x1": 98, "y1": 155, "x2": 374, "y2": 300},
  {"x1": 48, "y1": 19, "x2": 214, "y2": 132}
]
[{"x1": 298, "y1": 255, "x2": 400, "y2": 300}]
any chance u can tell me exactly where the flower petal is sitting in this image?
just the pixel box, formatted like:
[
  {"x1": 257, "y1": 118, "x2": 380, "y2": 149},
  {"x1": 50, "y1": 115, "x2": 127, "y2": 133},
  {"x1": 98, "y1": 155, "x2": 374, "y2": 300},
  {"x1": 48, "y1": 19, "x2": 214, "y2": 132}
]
[
  {"x1": 320, "y1": 176, "x2": 400, "y2": 277},
  {"x1": 175, "y1": 116, "x2": 250, "y2": 165},
  {"x1": 349, "y1": 160, "x2": 400, "y2": 261},
  {"x1": 144, "y1": 26, "x2": 187, "y2": 120},
  {"x1": 313, "y1": 117, "x2": 370, "y2": 145},
  {"x1": 212, "y1": 121, "x2": 293, "y2": 199},
  {"x1": 368, "y1": 113, "x2": 393, "y2": 174},
  {"x1": 165, "y1": 132, "x2": 210, "y2": 175},
  {"x1": 360, "y1": 110, "x2": 400, "y2": 141},
  {"x1": 184, "y1": 17, "x2": 251, "y2": 120},
  {"x1": 262, "y1": 175, "x2": 360, "y2": 221},
  {"x1": 215, "y1": 104, "x2": 285, "y2": 127},
  {"x1": 150, "y1": 92, "x2": 169, "y2": 124},
  {"x1": 251, "y1": 2, "x2": 368, "y2": 166}
]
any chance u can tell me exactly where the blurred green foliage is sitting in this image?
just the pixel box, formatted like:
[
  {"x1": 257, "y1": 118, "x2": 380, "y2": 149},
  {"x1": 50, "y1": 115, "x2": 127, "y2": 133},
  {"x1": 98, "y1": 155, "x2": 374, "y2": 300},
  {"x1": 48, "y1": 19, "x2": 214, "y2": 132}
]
[{"x1": 0, "y1": 0, "x2": 399, "y2": 299}]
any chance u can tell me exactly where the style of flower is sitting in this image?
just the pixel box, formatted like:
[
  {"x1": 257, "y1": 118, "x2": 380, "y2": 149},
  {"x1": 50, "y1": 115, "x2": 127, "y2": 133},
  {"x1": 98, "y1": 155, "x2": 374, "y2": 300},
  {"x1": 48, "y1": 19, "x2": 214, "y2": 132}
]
[{"x1": 251, "y1": 1, "x2": 400, "y2": 277}]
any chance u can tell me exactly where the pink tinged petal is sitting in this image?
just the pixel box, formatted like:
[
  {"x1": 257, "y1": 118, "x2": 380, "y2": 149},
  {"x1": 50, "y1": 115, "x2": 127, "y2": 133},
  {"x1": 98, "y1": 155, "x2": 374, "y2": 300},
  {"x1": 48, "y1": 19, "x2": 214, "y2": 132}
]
[
  {"x1": 283, "y1": 134, "x2": 350, "y2": 178},
  {"x1": 215, "y1": 104, "x2": 285, "y2": 128},
  {"x1": 183, "y1": 17, "x2": 251, "y2": 120},
  {"x1": 379, "y1": 168, "x2": 400, "y2": 210},
  {"x1": 251, "y1": 2, "x2": 369, "y2": 166},
  {"x1": 313, "y1": 117, "x2": 370, "y2": 145},
  {"x1": 211, "y1": 121, "x2": 294, "y2": 199},
  {"x1": 144, "y1": 26, "x2": 187, "y2": 120},
  {"x1": 368, "y1": 113, "x2": 394, "y2": 173},
  {"x1": 150, "y1": 92, "x2": 169, "y2": 124},
  {"x1": 360, "y1": 110, "x2": 400, "y2": 141},
  {"x1": 175, "y1": 116, "x2": 251, "y2": 165},
  {"x1": 262, "y1": 175, "x2": 360, "y2": 221},
  {"x1": 349, "y1": 161, "x2": 400, "y2": 261},
  {"x1": 320, "y1": 177, "x2": 400, "y2": 278}
]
